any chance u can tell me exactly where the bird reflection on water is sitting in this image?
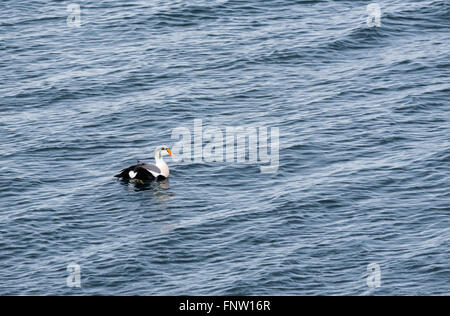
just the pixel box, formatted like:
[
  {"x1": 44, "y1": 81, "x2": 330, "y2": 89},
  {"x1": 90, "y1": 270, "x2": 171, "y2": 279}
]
[{"x1": 119, "y1": 178, "x2": 174, "y2": 202}]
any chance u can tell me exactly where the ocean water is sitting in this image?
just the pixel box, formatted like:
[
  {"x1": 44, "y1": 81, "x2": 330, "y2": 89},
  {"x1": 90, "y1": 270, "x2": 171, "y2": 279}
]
[{"x1": 0, "y1": 0, "x2": 449, "y2": 296}]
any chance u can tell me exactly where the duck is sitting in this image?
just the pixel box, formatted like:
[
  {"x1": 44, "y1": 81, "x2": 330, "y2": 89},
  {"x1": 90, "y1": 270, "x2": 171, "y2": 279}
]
[{"x1": 115, "y1": 145, "x2": 173, "y2": 182}]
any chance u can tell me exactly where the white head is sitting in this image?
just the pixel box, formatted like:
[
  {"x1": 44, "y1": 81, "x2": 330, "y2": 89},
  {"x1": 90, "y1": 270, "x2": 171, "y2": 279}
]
[{"x1": 155, "y1": 145, "x2": 173, "y2": 160}]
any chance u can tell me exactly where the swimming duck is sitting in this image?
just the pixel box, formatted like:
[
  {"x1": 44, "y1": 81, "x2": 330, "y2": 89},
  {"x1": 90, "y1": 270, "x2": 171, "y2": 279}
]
[{"x1": 115, "y1": 145, "x2": 173, "y2": 182}]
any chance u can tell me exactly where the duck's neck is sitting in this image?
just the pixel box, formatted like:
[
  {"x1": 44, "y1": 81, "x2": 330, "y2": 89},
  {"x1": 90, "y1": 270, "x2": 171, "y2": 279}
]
[{"x1": 155, "y1": 152, "x2": 169, "y2": 177}]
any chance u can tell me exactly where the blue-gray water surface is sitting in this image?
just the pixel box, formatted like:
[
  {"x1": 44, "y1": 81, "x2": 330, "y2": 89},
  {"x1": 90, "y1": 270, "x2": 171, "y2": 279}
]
[{"x1": 0, "y1": 0, "x2": 449, "y2": 295}]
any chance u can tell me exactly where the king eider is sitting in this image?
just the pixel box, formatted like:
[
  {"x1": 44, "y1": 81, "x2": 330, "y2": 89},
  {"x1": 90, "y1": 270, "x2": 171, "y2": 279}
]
[{"x1": 115, "y1": 145, "x2": 173, "y2": 182}]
